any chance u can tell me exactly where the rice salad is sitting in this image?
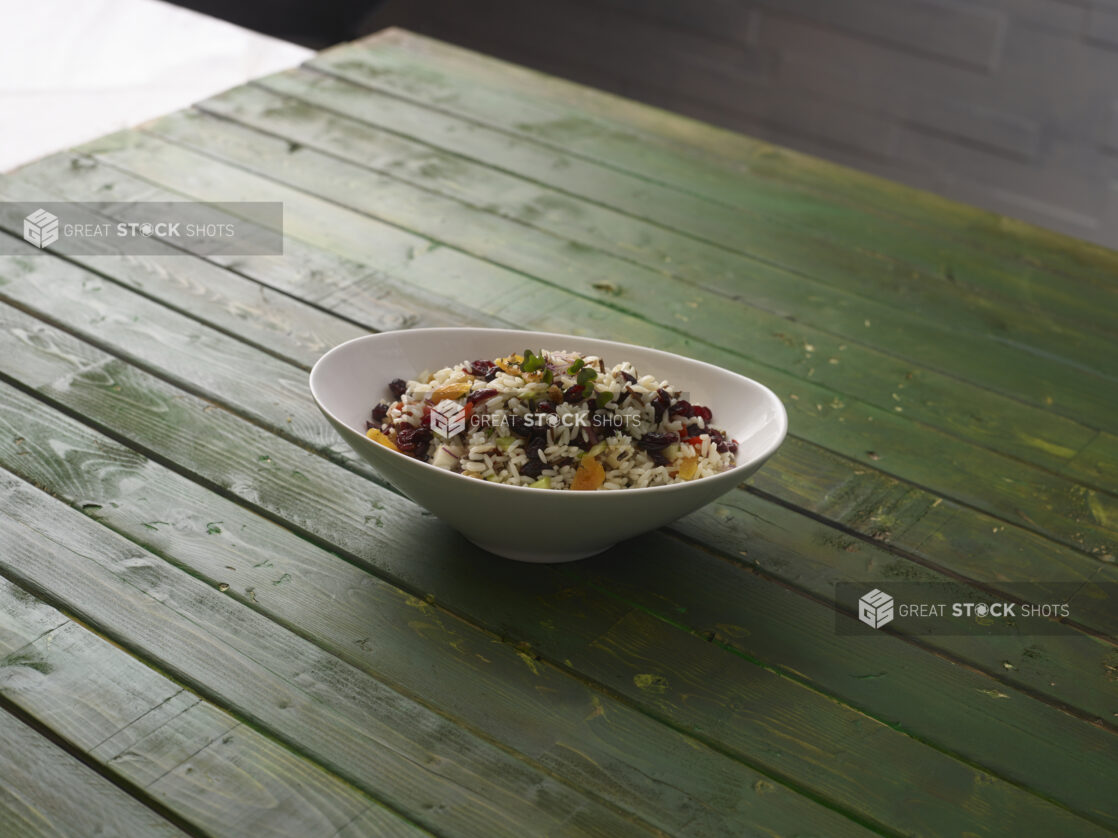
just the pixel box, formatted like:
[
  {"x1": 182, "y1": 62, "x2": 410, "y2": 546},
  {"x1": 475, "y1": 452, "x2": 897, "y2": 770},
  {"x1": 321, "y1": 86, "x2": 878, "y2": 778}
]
[{"x1": 365, "y1": 350, "x2": 739, "y2": 490}]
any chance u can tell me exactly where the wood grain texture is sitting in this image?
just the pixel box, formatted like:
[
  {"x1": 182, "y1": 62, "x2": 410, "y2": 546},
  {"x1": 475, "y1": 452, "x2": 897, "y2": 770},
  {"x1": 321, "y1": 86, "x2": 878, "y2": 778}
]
[
  {"x1": 321, "y1": 28, "x2": 1118, "y2": 321},
  {"x1": 0, "y1": 248, "x2": 1110, "y2": 664},
  {"x1": 58, "y1": 130, "x2": 1118, "y2": 560},
  {"x1": 5, "y1": 155, "x2": 502, "y2": 336},
  {"x1": 0, "y1": 468, "x2": 661, "y2": 838},
  {"x1": 252, "y1": 65, "x2": 1117, "y2": 382},
  {"x1": 2, "y1": 29, "x2": 1114, "y2": 837},
  {"x1": 0, "y1": 580, "x2": 426, "y2": 838},
  {"x1": 144, "y1": 106, "x2": 1116, "y2": 455},
  {"x1": 0, "y1": 187, "x2": 364, "y2": 370},
  {"x1": 0, "y1": 305, "x2": 1111, "y2": 835},
  {"x1": 0, "y1": 708, "x2": 186, "y2": 838},
  {"x1": 0, "y1": 255, "x2": 1104, "y2": 688},
  {"x1": 309, "y1": 32, "x2": 1118, "y2": 337},
  {"x1": 209, "y1": 72, "x2": 1118, "y2": 414},
  {"x1": 0, "y1": 321, "x2": 878, "y2": 838}
]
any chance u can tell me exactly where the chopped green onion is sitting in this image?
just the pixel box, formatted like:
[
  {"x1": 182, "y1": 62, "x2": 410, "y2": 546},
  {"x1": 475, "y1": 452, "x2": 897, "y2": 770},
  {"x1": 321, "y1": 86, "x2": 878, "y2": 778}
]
[
  {"x1": 496, "y1": 436, "x2": 515, "y2": 451},
  {"x1": 567, "y1": 358, "x2": 585, "y2": 374},
  {"x1": 586, "y1": 442, "x2": 607, "y2": 458}
]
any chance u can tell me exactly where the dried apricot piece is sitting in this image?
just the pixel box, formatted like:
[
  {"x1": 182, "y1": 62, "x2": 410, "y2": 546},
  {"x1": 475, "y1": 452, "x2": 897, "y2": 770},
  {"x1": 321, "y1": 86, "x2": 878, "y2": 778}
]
[
  {"x1": 429, "y1": 380, "x2": 471, "y2": 403},
  {"x1": 366, "y1": 427, "x2": 399, "y2": 451},
  {"x1": 677, "y1": 455, "x2": 699, "y2": 481},
  {"x1": 494, "y1": 354, "x2": 524, "y2": 374},
  {"x1": 571, "y1": 454, "x2": 606, "y2": 491}
]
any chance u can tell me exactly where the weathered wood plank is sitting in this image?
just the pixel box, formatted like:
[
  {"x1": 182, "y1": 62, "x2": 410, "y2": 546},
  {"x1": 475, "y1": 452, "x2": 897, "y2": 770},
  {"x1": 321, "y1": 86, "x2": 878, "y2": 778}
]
[
  {"x1": 0, "y1": 189, "x2": 364, "y2": 371},
  {"x1": 0, "y1": 707, "x2": 186, "y2": 838},
  {"x1": 3, "y1": 157, "x2": 500, "y2": 336},
  {"x1": 0, "y1": 469, "x2": 662, "y2": 838},
  {"x1": 0, "y1": 389, "x2": 874, "y2": 838},
  {"x1": 142, "y1": 107, "x2": 1116, "y2": 453},
  {"x1": 1065, "y1": 432, "x2": 1118, "y2": 492},
  {"x1": 56, "y1": 133, "x2": 1118, "y2": 558},
  {"x1": 743, "y1": 434, "x2": 1118, "y2": 569},
  {"x1": 4, "y1": 240, "x2": 1109, "y2": 722},
  {"x1": 1, "y1": 292, "x2": 1112, "y2": 717},
  {"x1": 0, "y1": 580, "x2": 426, "y2": 838},
  {"x1": 0, "y1": 306, "x2": 1113, "y2": 834},
  {"x1": 317, "y1": 28, "x2": 1118, "y2": 328},
  {"x1": 1, "y1": 227, "x2": 1113, "y2": 621},
  {"x1": 309, "y1": 32, "x2": 1118, "y2": 336},
  {"x1": 230, "y1": 69, "x2": 1117, "y2": 395}
]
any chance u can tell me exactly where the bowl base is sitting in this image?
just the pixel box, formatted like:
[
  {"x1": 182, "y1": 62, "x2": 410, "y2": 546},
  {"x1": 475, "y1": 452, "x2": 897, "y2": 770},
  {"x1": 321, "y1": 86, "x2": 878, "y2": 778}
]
[{"x1": 466, "y1": 538, "x2": 614, "y2": 563}]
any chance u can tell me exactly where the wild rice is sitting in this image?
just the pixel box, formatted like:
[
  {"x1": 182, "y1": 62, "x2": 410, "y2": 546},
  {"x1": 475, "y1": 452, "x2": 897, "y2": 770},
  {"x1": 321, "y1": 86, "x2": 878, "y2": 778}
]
[{"x1": 365, "y1": 350, "x2": 739, "y2": 490}]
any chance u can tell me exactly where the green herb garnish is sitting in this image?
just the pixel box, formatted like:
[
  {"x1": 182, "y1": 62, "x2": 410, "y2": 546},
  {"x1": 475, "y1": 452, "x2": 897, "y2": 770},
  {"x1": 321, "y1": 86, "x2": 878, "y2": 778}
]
[
  {"x1": 521, "y1": 349, "x2": 546, "y2": 373},
  {"x1": 567, "y1": 358, "x2": 585, "y2": 374},
  {"x1": 595, "y1": 390, "x2": 614, "y2": 409},
  {"x1": 576, "y1": 367, "x2": 598, "y2": 387}
]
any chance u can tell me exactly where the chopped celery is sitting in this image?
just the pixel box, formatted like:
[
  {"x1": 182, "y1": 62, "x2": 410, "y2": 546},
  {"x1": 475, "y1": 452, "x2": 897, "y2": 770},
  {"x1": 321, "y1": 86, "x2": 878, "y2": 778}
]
[{"x1": 529, "y1": 476, "x2": 551, "y2": 489}]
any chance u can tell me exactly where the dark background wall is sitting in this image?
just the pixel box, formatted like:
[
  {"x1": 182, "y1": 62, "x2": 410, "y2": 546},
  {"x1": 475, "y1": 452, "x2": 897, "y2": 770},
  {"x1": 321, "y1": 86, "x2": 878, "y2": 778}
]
[{"x1": 172, "y1": 0, "x2": 1118, "y2": 249}]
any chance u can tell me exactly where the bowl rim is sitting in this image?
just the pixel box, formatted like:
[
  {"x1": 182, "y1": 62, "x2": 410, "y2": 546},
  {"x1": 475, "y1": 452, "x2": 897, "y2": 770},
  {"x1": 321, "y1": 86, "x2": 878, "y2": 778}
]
[{"x1": 309, "y1": 327, "x2": 789, "y2": 497}]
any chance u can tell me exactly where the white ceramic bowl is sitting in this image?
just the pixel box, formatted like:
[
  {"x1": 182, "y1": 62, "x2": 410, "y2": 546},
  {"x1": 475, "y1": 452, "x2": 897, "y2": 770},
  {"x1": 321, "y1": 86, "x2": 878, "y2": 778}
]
[{"x1": 310, "y1": 328, "x2": 787, "y2": 562}]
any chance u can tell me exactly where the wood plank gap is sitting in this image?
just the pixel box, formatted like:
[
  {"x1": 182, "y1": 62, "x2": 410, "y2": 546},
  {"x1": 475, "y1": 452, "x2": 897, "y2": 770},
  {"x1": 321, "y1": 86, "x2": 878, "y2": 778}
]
[{"x1": 0, "y1": 681, "x2": 207, "y2": 838}]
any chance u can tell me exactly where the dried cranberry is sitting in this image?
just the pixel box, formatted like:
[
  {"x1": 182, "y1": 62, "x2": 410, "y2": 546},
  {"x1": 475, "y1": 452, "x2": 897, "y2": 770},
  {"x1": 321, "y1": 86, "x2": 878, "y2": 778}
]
[
  {"x1": 364, "y1": 420, "x2": 374, "y2": 431},
  {"x1": 648, "y1": 448, "x2": 671, "y2": 466},
  {"x1": 520, "y1": 458, "x2": 545, "y2": 478},
  {"x1": 651, "y1": 389, "x2": 671, "y2": 423},
  {"x1": 506, "y1": 415, "x2": 531, "y2": 437},
  {"x1": 716, "y1": 442, "x2": 729, "y2": 453},
  {"x1": 637, "y1": 432, "x2": 678, "y2": 450},
  {"x1": 691, "y1": 405, "x2": 713, "y2": 424},
  {"x1": 669, "y1": 400, "x2": 692, "y2": 418},
  {"x1": 466, "y1": 388, "x2": 498, "y2": 406},
  {"x1": 708, "y1": 428, "x2": 724, "y2": 444},
  {"x1": 466, "y1": 360, "x2": 496, "y2": 378},
  {"x1": 388, "y1": 378, "x2": 407, "y2": 398},
  {"x1": 371, "y1": 403, "x2": 389, "y2": 423},
  {"x1": 525, "y1": 435, "x2": 547, "y2": 459},
  {"x1": 563, "y1": 385, "x2": 586, "y2": 403},
  {"x1": 686, "y1": 423, "x2": 702, "y2": 437},
  {"x1": 395, "y1": 425, "x2": 433, "y2": 456},
  {"x1": 536, "y1": 400, "x2": 556, "y2": 414}
]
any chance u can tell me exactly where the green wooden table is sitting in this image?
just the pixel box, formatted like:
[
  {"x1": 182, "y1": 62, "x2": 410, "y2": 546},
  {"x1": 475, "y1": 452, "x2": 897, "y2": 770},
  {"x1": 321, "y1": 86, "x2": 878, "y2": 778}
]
[{"x1": 1, "y1": 28, "x2": 1115, "y2": 838}]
